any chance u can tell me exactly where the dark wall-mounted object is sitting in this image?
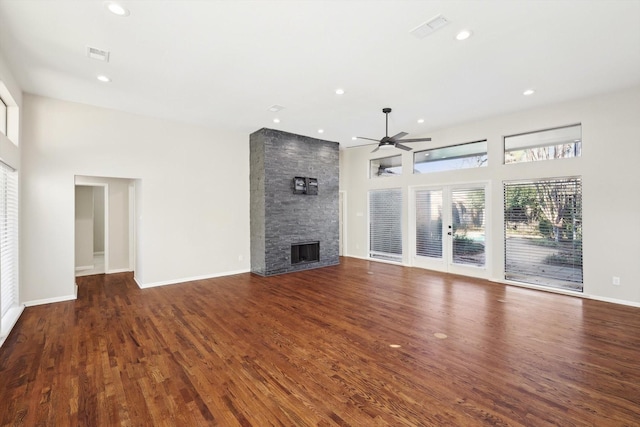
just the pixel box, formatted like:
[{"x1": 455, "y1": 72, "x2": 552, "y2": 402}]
[
  {"x1": 293, "y1": 177, "x2": 306, "y2": 194},
  {"x1": 292, "y1": 177, "x2": 318, "y2": 195},
  {"x1": 306, "y1": 178, "x2": 318, "y2": 195}
]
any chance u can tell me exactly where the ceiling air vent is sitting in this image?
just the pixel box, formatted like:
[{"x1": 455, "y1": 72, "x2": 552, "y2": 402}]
[
  {"x1": 410, "y1": 14, "x2": 450, "y2": 39},
  {"x1": 268, "y1": 104, "x2": 285, "y2": 112},
  {"x1": 87, "y1": 46, "x2": 110, "y2": 62}
]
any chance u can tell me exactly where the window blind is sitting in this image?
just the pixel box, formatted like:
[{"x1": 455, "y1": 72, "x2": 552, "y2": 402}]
[
  {"x1": 415, "y1": 189, "x2": 443, "y2": 258},
  {"x1": 504, "y1": 124, "x2": 582, "y2": 164},
  {"x1": 451, "y1": 187, "x2": 486, "y2": 267},
  {"x1": 369, "y1": 188, "x2": 402, "y2": 262},
  {"x1": 504, "y1": 177, "x2": 583, "y2": 291},
  {"x1": 1, "y1": 161, "x2": 18, "y2": 322}
]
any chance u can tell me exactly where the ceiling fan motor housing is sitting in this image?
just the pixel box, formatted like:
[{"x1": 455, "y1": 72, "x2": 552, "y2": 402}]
[{"x1": 356, "y1": 107, "x2": 431, "y2": 152}]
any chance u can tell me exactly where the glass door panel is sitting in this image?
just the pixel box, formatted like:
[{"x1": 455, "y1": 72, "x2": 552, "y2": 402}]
[
  {"x1": 412, "y1": 184, "x2": 487, "y2": 278},
  {"x1": 415, "y1": 189, "x2": 443, "y2": 259},
  {"x1": 451, "y1": 187, "x2": 486, "y2": 267}
]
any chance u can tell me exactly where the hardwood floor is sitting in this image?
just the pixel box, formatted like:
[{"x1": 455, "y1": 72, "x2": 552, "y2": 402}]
[{"x1": 1, "y1": 257, "x2": 639, "y2": 426}]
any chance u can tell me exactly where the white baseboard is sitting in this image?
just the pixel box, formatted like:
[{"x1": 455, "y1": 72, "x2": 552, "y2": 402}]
[
  {"x1": 135, "y1": 268, "x2": 251, "y2": 289},
  {"x1": 23, "y1": 294, "x2": 77, "y2": 307},
  {"x1": 582, "y1": 294, "x2": 640, "y2": 308},
  {"x1": 0, "y1": 305, "x2": 25, "y2": 348},
  {"x1": 75, "y1": 265, "x2": 94, "y2": 271},
  {"x1": 107, "y1": 268, "x2": 132, "y2": 274}
]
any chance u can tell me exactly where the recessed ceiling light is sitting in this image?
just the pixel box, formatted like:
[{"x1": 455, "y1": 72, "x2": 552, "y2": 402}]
[
  {"x1": 273, "y1": 118, "x2": 280, "y2": 123},
  {"x1": 417, "y1": 119, "x2": 425, "y2": 124},
  {"x1": 335, "y1": 88, "x2": 345, "y2": 95},
  {"x1": 318, "y1": 129, "x2": 324, "y2": 134},
  {"x1": 523, "y1": 89, "x2": 535, "y2": 96},
  {"x1": 106, "y1": 2, "x2": 130, "y2": 16},
  {"x1": 96, "y1": 74, "x2": 111, "y2": 83},
  {"x1": 351, "y1": 137, "x2": 357, "y2": 140},
  {"x1": 456, "y1": 29, "x2": 472, "y2": 41}
]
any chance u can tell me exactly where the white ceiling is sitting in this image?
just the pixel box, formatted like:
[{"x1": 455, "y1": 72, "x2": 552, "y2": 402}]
[{"x1": 1, "y1": 0, "x2": 639, "y2": 148}]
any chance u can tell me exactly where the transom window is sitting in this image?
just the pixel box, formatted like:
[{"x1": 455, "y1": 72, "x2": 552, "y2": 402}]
[
  {"x1": 504, "y1": 124, "x2": 581, "y2": 164},
  {"x1": 414, "y1": 140, "x2": 487, "y2": 174},
  {"x1": 370, "y1": 155, "x2": 402, "y2": 178}
]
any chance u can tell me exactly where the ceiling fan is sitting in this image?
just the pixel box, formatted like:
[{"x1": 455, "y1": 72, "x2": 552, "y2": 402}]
[{"x1": 357, "y1": 108, "x2": 431, "y2": 153}]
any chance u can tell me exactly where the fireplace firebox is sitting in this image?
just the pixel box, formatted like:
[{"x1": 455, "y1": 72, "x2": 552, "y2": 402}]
[{"x1": 291, "y1": 242, "x2": 320, "y2": 265}]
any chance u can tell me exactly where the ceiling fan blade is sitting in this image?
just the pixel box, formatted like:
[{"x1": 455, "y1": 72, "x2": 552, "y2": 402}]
[
  {"x1": 395, "y1": 143, "x2": 412, "y2": 151},
  {"x1": 357, "y1": 136, "x2": 381, "y2": 142},
  {"x1": 371, "y1": 146, "x2": 380, "y2": 153},
  {"x1": 389, "y1": 132, "x2": 408, "y2": 140},
  {"x1": 396, "y1": 137, "x2": 432, "y2": 143}
]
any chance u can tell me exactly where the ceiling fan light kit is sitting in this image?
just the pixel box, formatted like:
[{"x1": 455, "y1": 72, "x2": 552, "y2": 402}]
[{"x1": 357, "y1": 108, "x2": 432, "y2": 153}]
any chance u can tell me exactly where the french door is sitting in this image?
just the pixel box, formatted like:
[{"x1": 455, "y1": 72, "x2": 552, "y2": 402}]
[{"x1": 411, "y1": 184, "x2": 488, "y2": 278}]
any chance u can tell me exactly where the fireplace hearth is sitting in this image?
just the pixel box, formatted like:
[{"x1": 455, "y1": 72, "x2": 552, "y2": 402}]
[{"x1": 291, "y1": 242, "x2": 320, "y2": 265}]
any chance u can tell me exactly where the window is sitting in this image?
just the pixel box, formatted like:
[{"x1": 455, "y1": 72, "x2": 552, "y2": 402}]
[
  {"x1": 451, "y1": 187, "x2": 486, "y2": 267},
  {"x1": 504, "y1": 177, "x2": 583, "y2": 292},
  {"x1": 370, "y1": 155, "x2": 402, "y2": 178},
  {"x1": 414, "y1": 140, "x2": 487, "y2": 174},
  {"x1": 1, "y1": 161, "x2": 19, "y2": 338},
  {"x1": 0, "y1": 83, "x2": 19, "y2": 146},
  {"x1": 369, "y1": 188, "x2": 402, "y2": 262},
  {"x1": 504, "y1": 124, "x2": 581, "y2": 164},
  {"x1": 415, "y1": 189, "x2": 443, "y2": 258},
  {"x1": 0, "y1": 96, "x2": 7, "y2": 136}
]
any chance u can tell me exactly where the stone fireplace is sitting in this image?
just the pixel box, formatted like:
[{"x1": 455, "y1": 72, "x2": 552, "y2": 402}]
[{"x1": 249, "y1": 128, "x2": 339, "y2": 276}]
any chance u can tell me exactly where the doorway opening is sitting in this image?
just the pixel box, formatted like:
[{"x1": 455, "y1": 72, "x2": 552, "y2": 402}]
[
  {"x1": 75, "y1": 184, "x2": 107, "y2": 276},
  {"x1": 74, "y1": 176, "x2": 136, "y2": 277}
]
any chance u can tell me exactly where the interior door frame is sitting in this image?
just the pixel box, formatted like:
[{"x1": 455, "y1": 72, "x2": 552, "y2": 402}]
[
  {"x1": 74, "y1": 181, "x2": 109, "y2": 274},
  {"x1": 409, "y1": 181, "x2": 490, "y2": 279}
]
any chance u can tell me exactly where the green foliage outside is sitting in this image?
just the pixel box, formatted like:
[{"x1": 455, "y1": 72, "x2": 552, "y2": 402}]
[
  {"x1": 453, "y1": 234, "x2": 484, "y2": 255},
  {"x1": 505, "y1": 179, "x2": 582, "y2": 267}
]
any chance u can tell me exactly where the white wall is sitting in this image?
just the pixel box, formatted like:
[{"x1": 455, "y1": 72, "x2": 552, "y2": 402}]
[
  {"x1": 74, "y1": 186, "x2": 94, "y2": 268},
  {"x1": 21, "y1": 94, "x2": 250, "y2": 303},
  {"x1": 341, "y1": 86, "x2": 640, "y2": 306}
]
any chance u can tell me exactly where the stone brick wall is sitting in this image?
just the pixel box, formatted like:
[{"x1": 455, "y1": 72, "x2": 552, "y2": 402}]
[{"x1": 250, "y1": 128, "x2": 339, "y2": 276}]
